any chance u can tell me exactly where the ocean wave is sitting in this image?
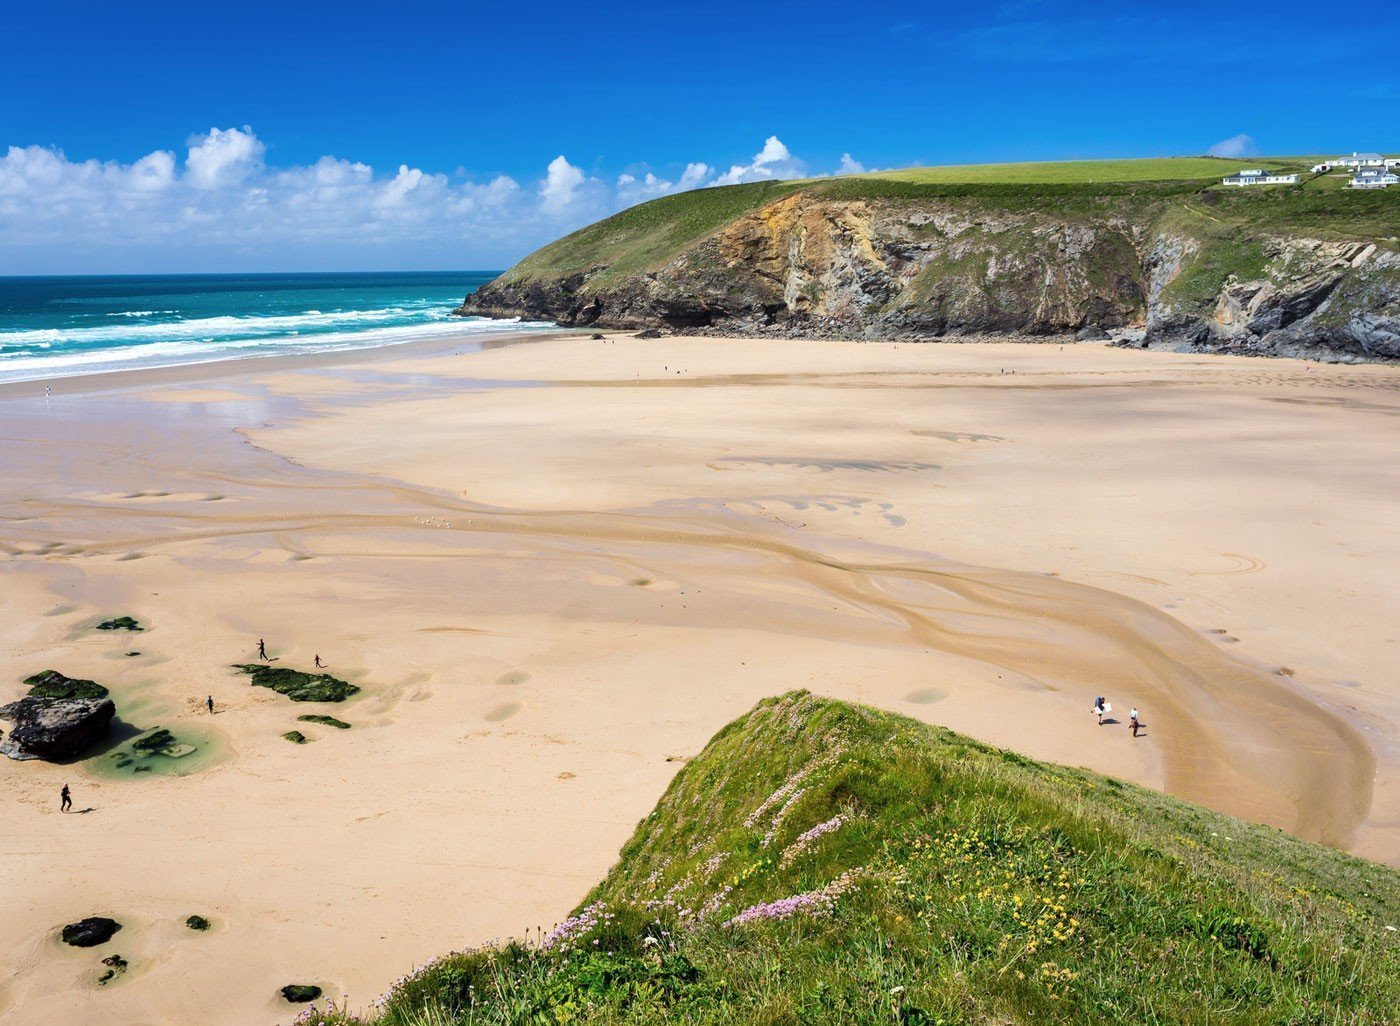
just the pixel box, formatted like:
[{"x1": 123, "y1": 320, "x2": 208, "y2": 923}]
[
  {"x1": 0, "y1": 316, "x2": 554, "y2": 383},
  {"x1": 0, "y1": 305, "x2": 448, "y2": 348},
  {"x1": 107, "y1": 309, "x2": 176, "y2": 318}
]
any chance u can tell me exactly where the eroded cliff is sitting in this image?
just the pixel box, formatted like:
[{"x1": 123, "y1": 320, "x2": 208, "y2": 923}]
[{"x1": 461, "y1": 178, "x2": 1399, "y2": 361}]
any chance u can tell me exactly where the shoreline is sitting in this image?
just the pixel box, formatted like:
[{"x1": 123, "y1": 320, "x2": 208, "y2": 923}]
[{"x1": 0, "y1": 327, "x2": 582, "y2": 400}]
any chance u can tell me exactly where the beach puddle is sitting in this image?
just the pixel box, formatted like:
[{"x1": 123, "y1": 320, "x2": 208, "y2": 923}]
[
  {"x1": 903, "y1": 687, "x2": 946, "y2": 704},
  {"x1": 87, "y1": 724, "x2": 224, "y2": 780},
  {"x1": 484, "y1": 701, "x2": 521, "y2": 722}
]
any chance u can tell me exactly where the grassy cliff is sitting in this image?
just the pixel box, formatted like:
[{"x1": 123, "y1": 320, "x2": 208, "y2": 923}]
[
  {"x1": 300, "y1": 692, "x2": 1398, "y2": 1025},
  {"x1": 461, "y1": 156, "x2": 1399, "y2": 361}
]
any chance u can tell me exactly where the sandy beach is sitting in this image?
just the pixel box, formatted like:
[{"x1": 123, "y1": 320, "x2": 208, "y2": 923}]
[{"x1": 2, "y1": 333, "x2": 1397, "y2": 1025}]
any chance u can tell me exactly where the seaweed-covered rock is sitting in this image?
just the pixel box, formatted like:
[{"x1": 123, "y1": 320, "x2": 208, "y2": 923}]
[
  {"x1": 22, "y1": 670, "x2": 109, "y2": 701},
  {"x1": 281, "y1": 984, "x2": 322, "y2": 1003},
  {"x1": 232, "y1": 664, "x2": 360, "y2": 703},
  {"x1": 185, "y1": 915, "x2": 211, "y2": 931},
  {"x1": 61, "y1": 917, "x2": 121, "y2": 947},
  {"x1": 96, "y1": 616, "x2": 143, "y2": 632},
  {"x1": 1, "y1": 695, "x2": 115, "y2": 761},
  {"x1": 282, "y1": 730, "x2": 309, "y2": 744},
  {"x1": 297, "y1": 714, "x2": 351, "y2": 729},
  {"x1": 98, "y1": 954, "x2": 128, "y2": 984},
  {"x1": 131, "y1": 728, "x2": 177, "y2": 753}
]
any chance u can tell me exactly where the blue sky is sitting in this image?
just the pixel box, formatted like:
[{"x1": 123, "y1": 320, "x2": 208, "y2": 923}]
[{"x1": 2, "y1": 0, "x2": 1396, "y2": 273}]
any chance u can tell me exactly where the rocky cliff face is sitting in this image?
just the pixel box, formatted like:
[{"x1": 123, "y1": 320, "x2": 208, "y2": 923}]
[{"x1": 462, "y1": 191, "x2": 1399, "y2": 362}]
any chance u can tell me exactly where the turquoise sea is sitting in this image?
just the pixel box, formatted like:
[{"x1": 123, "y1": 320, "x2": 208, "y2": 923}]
[{"x1": 0, "y1": 271, "x2": 552, "y2": 383}]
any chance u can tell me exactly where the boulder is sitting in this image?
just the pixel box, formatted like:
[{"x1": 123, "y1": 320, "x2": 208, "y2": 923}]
[
  {"x1": 0, "y1": 695, "x2": 115, "y2": 761},
  {"x1": 1076, "y1": 324, "x2": 1109, "y2": 341},
  {"x1": 634, "y1": 328, "x2": 663, "y2": 339},
  {"x1": 281, "y1": 984, "x2": 323, "y2": 1003},
  {"x1": 61, "y1": 917, "x2": 121, "y2": 947}
]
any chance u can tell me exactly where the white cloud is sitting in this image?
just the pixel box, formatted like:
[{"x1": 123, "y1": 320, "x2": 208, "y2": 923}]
[
  {"x1": 0, "y1": 129, "x2": 860, "y2": 272},
  {"x1": 1207, "y1": 133, "x2": 1256, "y2": 158},
  {"x1": 838, "y1": 153, "x2": 867, "y2": 175},
  {"x1": 185, "y1": 126, "x2": 264, "y2": 189},
  {"x1": 714, "y1": 135, "x2": 809, "y2": 185},
  {"x1": 539, "y1": 155, "x2": 590, "y2": 214}
]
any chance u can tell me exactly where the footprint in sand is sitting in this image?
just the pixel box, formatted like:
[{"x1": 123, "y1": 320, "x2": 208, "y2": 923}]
[
  {"x1": 485, "y1": 702, "x2": 521, "y2": 722},
  {"x1": 903, "y1": 687, "x2": 946, "y2": 704},
  {"x1": 1189, "y1": 552, "x2": 1265, "y2": 576}
]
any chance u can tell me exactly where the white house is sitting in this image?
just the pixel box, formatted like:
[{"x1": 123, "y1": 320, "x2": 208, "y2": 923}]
[
  {"x1": 1222, "y1": 168, "x2": 1300, "y2": 186},
  {"x1": 1310, "y1": 162, "x2": 1333, "y2": 173},
  {"x1": 1333, "y1": 152, "x2": 1388, "y2": 169},
  {"x1": 1350, "y1": 166, "x2": 1398, "y2": 189}
]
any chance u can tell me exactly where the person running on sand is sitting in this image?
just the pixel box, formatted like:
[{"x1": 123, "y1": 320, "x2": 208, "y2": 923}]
[
  {"x1": 60, "y1": 784, "x2": 71, "y2": 813},
  {"x1": 206, "y1": 695, "x2": 215, "y2": 715},
  {"x1": 258, "y1": 638, "x2": 267, "y2": 661},
  {"x1": 1130, "y1": 707, "x2": 1141, "y2": 737},
  {"x1": 314, "y1": 654, "x2": 324, "y2": 669}
]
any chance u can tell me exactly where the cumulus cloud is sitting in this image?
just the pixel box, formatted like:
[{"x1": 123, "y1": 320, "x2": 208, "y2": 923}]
[
  {"x1": 1207, "y1": 133, "x2": 1256, "y2": 158},
  {"x1": 185, "y1": 126, "x2": 264, "y2": 189},
  {"x1": 714, "y1": 135, "x2": 809, "y2": 186},
  {"x1": 0, "y1": 128, "x2": 857, "y2": 271},
  {"x1": 838, "y1": 153, "x2": 867, "y2": 175}
]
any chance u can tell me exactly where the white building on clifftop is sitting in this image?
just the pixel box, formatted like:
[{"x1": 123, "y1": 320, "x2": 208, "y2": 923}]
[
  {"x1": 1222, "y1": 168, "x2": 1299, "y2": 186},
  {"x1": 1350, "y1": 166, "x2": 1398, "y2": 188}
]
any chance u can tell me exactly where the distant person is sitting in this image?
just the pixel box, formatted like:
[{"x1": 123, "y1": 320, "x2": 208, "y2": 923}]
[
  {"x1": 1130, "y1": 707, "x2": 1141, "y2": 738},
  {"x1": 258, "y1": 638, "x2": 267, "y2": 661},
  {"x1": 314, "y1": 654, "x2": 324, "y2": 669},
  {"x1": 206, "y1": 695, "x2": 215, "y2": 715},
  {"x1": 60, "y1": 784, "x2": 72, "y2": 813},
  {"x1": 1092, "y1": 696, "x2": 1109, "y2": 726}
]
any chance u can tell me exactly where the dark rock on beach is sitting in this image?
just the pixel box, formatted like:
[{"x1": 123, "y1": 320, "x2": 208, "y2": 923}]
[
  {"x1": 281, "y1": 984, "x2": 323, "y2": 1003},
  {"x1": 61, "y1": 917, "x2": 121, "y2": 948},
  {"x1": 96, "y1": 616, "x2": 143, "y2": 631},
  {"x1": 232, "y1": 664, "x2": 360, "y2": 703},
  {"x1": 1, "y1": 671, "x2": 115, "y2": 761}
]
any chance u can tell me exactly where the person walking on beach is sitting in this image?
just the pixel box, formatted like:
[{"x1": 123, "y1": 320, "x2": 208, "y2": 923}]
[
  {"x1": 257, "y1": 638, "x2": 267, "y2": 661},
  {"x1": 1092, "y1": 696, "x2": 1108, "y2": 726},
  {"x1": 206, "y1": 695, "x2": 215, "y2": 715},
  {"x1": 1130, "y1": 707, "x2": 1141, "y2": 737},
  {"x1": 314, "y1": 654, "x2": 324, "y2": 669},
  {"x1": 60, "y1": 784, "x2": 71, "y2": 813}
]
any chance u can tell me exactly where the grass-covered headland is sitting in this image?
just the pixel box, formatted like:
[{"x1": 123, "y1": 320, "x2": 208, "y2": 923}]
[{"x1": 295, "y1": 692, "x2": 1397, "y2": 1025}]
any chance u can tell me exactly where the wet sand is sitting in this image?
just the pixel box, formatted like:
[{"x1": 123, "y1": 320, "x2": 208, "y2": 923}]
[{"x1": 1, "y1": 333, "x2": 1396, "y2": 1024}]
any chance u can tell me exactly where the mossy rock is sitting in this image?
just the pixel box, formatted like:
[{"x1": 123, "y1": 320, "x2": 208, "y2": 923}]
[
  {"x1": 96, "y1": 616, "x2": 143, "y2": 632},
  {"x1": 297, "y1": 714, "x2": 351, "y2": 730},
  {"x1": 280, "y1": 984, "x2": 322, "y2": 1003},
  {"x1": 22, "y1": 670, "x2": 109, "y2": 701},
  {"x1": 185, "y1": 915, "x2": 211, "y2": 931},
  {"x1": 282, "y1": 730, "x2": 309, "y2": 744},
  {"x1": 232, "y1": 664, "x2": 360, "y2": 703},
  {"x1": 98, "y1": 954, "x2": 128, "y2": 984},
  {"x1": 131, "y1": 727, "x2": 177, "y2": 753}
]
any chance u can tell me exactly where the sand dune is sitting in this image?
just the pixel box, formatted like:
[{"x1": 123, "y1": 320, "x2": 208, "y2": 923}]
[{"x1": 1, "y1": 334, "x2": 1396, "y2": 1024}]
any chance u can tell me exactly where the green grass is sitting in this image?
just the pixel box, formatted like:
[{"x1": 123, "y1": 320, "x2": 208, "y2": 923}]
[
  {"x1": 504, "y1": 180, "x2": 805, "y2": 285},
  {"x1": 299, "y1": 692, "x2": 1398, "y2": 1026},
  {"x1": 868, "y1": 156, "x2": 1298, "y2": 185}
]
